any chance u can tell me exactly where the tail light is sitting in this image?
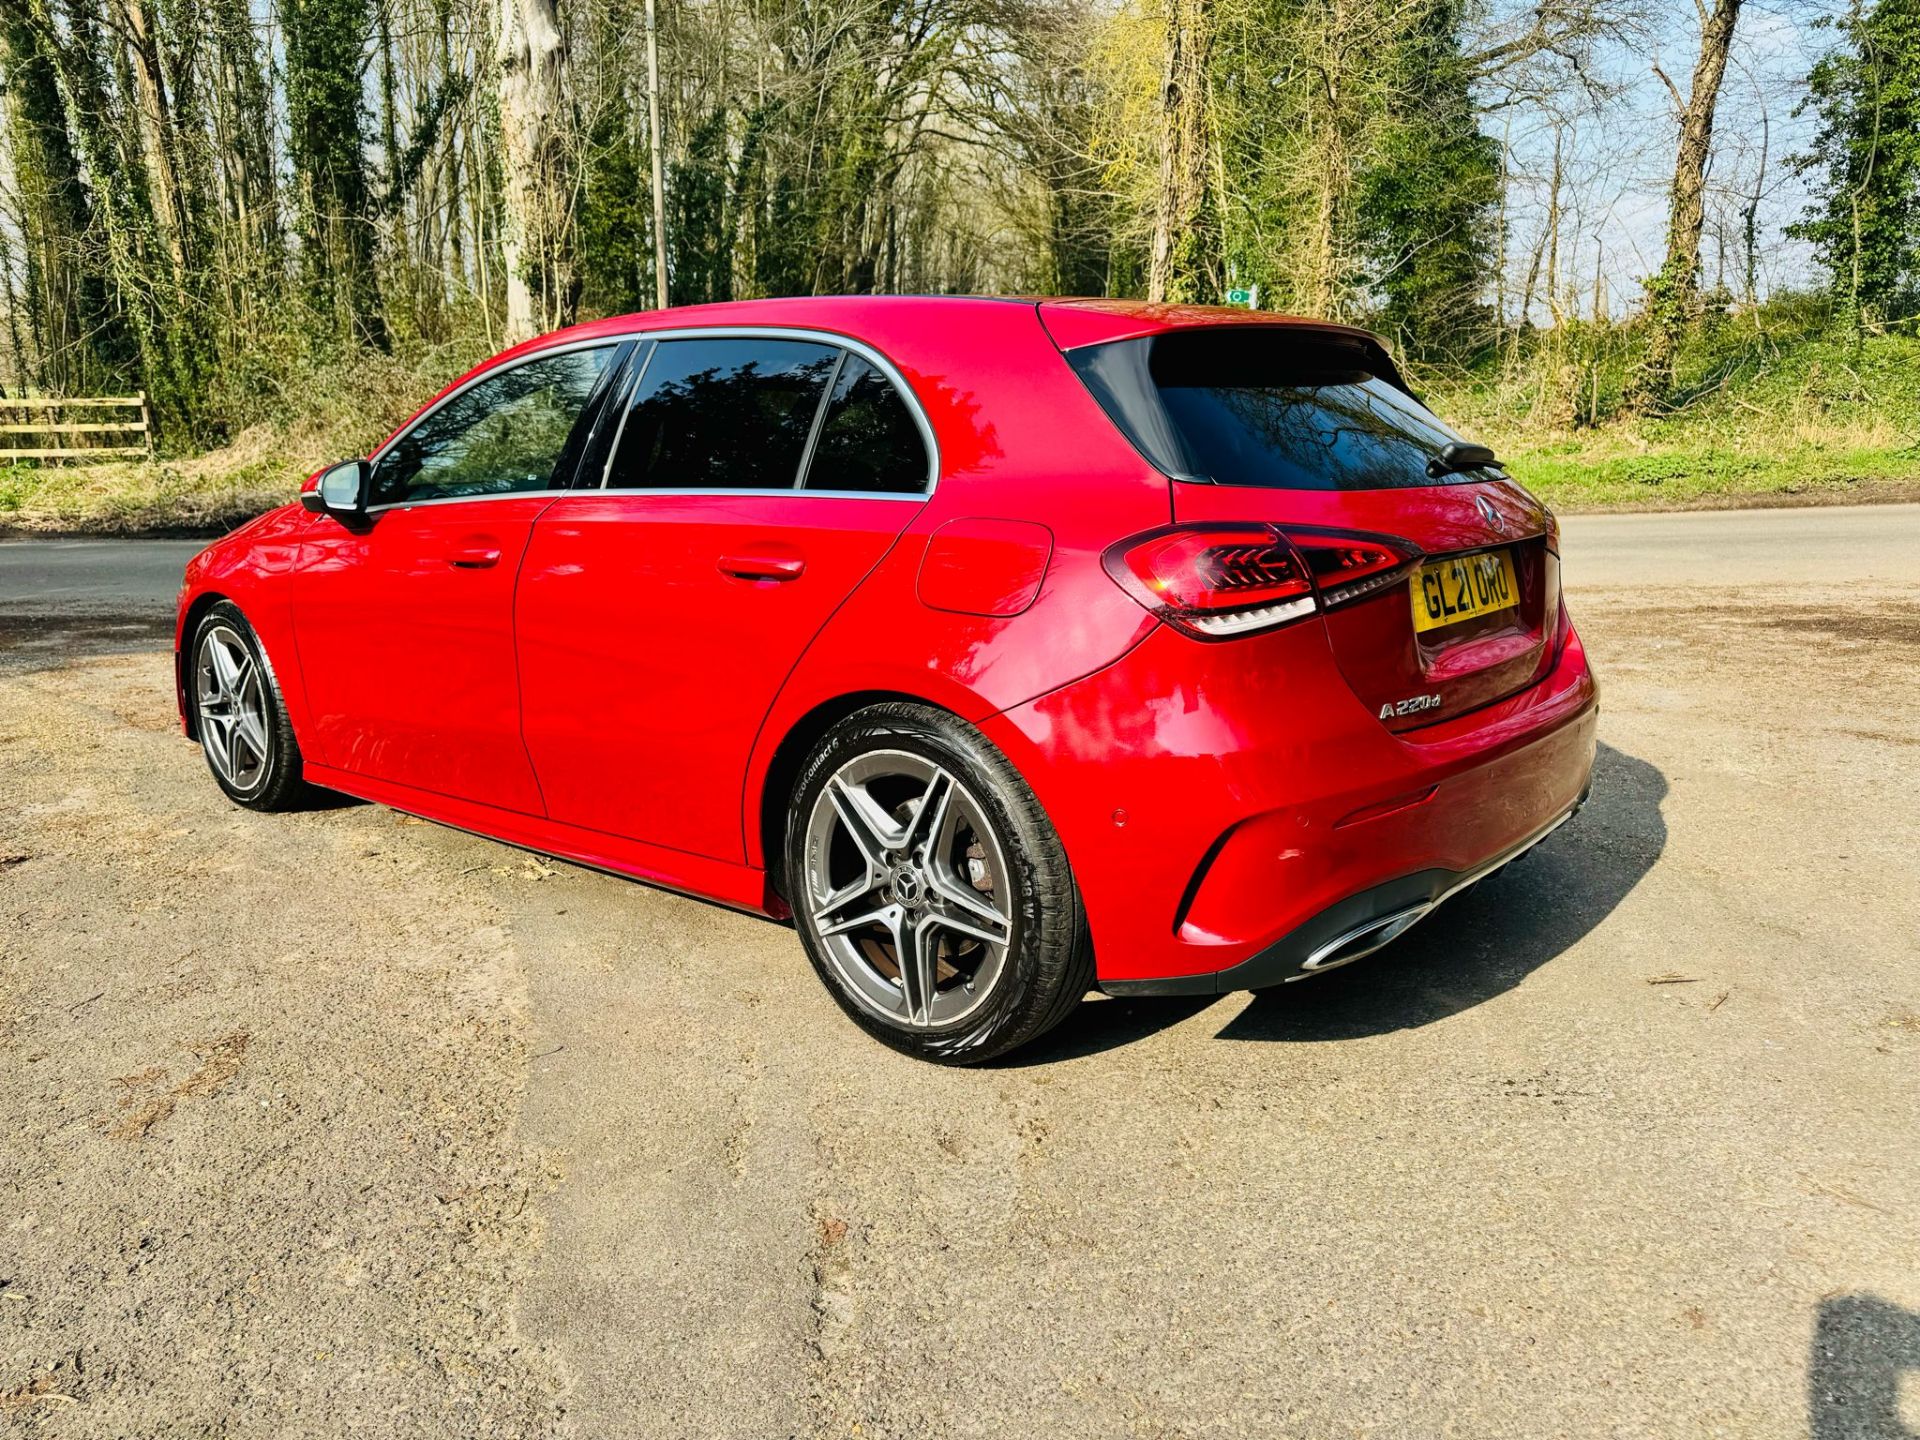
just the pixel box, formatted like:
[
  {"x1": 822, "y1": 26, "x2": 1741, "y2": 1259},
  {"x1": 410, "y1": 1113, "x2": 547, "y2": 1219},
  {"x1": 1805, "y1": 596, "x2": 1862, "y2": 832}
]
[
  {"x1": 1102, "y1": 524, "x2": 1419, "y2": 640},
  {"x1": 1287, "y1": 527, "x2": 1419, "y2": 609}
]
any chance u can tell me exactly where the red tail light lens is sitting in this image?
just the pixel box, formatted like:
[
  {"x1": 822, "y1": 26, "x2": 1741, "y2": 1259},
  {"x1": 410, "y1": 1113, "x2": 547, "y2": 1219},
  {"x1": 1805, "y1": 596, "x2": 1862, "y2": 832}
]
[
  {"x1": 1286, "y1": 527, "x2": 1419, "y2": 609},
  {"x1": 1104, "y1": 524, "x2": 1421, "y2": 639},
  {"x1": 1103, "y1": 525, "x2": 1315, "y2": 638}
]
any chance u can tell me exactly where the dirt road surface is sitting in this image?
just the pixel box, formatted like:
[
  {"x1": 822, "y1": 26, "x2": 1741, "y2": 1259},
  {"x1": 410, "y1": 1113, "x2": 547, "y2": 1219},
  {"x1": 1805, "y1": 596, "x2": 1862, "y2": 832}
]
[{"x1": 2, "y1": 508, "x2": 1917, "y2": 1437}]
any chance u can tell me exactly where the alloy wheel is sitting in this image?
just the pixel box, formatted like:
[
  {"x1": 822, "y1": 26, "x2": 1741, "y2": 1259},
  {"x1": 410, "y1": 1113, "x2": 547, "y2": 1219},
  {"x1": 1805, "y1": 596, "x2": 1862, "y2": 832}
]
[
  {"x1": 196, "y1": 624, "x2": 272, "y2": 792},
  {"x1": 801, "y1": 749, "x2": 1014, "y2": 1030}
]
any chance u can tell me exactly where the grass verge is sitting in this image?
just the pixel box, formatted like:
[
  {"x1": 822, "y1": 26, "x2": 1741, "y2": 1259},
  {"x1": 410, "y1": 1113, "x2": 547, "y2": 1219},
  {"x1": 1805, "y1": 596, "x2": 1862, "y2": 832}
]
[{"x1": 5, "y1": 306, "x2": 1917, "y2": 534}]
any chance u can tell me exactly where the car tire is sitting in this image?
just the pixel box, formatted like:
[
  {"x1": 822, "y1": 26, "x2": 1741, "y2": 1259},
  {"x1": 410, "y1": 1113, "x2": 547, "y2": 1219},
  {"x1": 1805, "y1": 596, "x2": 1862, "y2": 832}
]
[
  {"x1": 188, "y1": 600, "x2": 310, "y2": 812},
  {"x1": 785, "y1": 702, "x2": 1093, "y2": 1065}
]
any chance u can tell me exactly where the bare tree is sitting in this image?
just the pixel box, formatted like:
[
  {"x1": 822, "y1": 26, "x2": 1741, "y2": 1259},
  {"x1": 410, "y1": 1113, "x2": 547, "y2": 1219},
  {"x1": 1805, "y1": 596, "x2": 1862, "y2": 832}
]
[
  {"x1": 1148, "y1": 0, "x2": 1214, "y2": 302},
  {"x1": 498, "y1": 0, "x2": 575, "y2": 343},
  {"x1": 1640, "y1": 0, "x2": 1744, "y2": 399}
]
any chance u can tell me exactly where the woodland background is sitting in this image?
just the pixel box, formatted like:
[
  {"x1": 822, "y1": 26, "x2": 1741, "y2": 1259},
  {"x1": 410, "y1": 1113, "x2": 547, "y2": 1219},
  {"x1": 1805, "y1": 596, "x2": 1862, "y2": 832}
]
[{"x1": 0, "y1": 0, "x2": 1917, "y2": 529}]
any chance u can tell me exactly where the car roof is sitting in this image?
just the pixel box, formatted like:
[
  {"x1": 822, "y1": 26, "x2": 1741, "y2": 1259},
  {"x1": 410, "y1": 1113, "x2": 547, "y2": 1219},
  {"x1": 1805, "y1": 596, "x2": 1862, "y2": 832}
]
[
  {"x1": 517, "y1": 294, "x2": 1383, "y2": 354},
  {"x1": 452, "y1": 295, "x2": 1408, "y2": 417}
]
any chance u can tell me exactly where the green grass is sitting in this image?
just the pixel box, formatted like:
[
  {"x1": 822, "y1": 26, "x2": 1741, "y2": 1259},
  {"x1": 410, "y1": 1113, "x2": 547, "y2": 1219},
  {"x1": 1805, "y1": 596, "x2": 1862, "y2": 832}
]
[
  {"x1": 0, "y1": 340, "x2": 483, "y2": 536},
  {"x1": 4, "y1": 300, "x2": 1918, "y2": 533},
  {"x1": 1423, "y1": 302, "x2": 1920, "y2": 511},
  {"x1": 1492, "y1": 439, "x2": 1920, "y2": 510},
  {"x1": 0, "y1": 451, "x2": 308, "y2": 535}
]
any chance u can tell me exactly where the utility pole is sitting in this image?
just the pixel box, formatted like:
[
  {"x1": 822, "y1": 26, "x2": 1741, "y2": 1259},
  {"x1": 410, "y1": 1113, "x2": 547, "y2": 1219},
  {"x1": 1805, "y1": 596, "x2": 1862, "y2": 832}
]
[{"x1": 644, "y1": 0, "x2": 669, "y2": 309}]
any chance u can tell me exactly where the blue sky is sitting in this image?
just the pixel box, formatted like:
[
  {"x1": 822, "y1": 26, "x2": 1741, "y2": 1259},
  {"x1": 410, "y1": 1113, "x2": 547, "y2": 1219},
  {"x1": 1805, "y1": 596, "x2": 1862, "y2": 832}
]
[{"x1": 1491, "y1": 0, "x2": 1845, "y2": 321}]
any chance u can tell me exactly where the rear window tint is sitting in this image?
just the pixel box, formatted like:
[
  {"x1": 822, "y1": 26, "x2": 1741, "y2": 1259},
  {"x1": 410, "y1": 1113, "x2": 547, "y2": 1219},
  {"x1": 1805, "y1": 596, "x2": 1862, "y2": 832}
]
[
  {"x1": 605, "y1": 337, "x2": 838, "y2": 491},
  {"x1": 803, "y1": 355, "x2": 930, "y2": 494},
  {"x1": 1068, "y1": 330, "x2": 1496, "y2": 490}
]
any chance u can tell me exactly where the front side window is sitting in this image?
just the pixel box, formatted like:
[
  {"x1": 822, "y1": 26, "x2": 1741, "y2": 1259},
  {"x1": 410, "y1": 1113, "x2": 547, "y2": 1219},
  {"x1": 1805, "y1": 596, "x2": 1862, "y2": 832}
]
[
  {"x1": 605, "y1": 337, "x2": 839, "y2": 491},
  {"x1": 373, "y1": 346, "x2": 615, "y2": 506},
  {"x1": 804, "y1": 354, "x2": 930, "y2": 494}
]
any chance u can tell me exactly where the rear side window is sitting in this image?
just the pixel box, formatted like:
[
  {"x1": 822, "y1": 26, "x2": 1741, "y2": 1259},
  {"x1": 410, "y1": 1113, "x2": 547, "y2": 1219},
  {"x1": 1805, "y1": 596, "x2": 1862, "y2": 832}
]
[
  {"x1": 606, "y1": 337, "x2": 839, "y2": 490},
  {"x1": 804, "y1": 355, "x2": 930, "y2": 494},
  {"x1": 1068, "y1": 330, "x2": 1491, "y2": 491},
  {"x1": 373, "y1": 346, "x2": 615, "y2": 506}
]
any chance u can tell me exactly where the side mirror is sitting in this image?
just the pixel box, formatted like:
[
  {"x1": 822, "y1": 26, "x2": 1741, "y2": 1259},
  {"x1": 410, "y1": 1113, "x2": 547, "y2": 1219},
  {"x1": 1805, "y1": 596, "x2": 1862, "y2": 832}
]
[{"x1": 300, "y1": 458, "x2": 371, "y2": 523}]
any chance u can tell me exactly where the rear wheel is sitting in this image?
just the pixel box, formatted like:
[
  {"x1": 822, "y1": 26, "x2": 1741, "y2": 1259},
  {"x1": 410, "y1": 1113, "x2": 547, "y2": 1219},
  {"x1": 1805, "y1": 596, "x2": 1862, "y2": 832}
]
[
  {"x1": 190, "y1": 601, "x2": 309, "y2": 811},
  {"x1": 786, "y1": 703, "x2": 1093, "y2": 1064}
]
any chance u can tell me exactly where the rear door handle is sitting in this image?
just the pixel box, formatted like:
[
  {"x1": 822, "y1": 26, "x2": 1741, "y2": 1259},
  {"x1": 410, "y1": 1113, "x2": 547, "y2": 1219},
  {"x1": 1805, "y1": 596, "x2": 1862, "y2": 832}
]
[
  {"x1": 449, "y1": 544, "x2": 502, "y2": 569},
  {"x1": 718, "y1": 551, "x2": 805, "y2": 582}
]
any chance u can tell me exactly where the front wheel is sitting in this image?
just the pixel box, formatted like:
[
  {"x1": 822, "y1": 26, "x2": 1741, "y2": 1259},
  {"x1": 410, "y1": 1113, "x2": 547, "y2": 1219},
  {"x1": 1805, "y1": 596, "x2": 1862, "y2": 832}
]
[
  {"x1": 785, "y1": 703, "x2": 1093, "y2": 1064},
  {"x1": 189, "y1": 601, "x2": 309, "y2": 811}
]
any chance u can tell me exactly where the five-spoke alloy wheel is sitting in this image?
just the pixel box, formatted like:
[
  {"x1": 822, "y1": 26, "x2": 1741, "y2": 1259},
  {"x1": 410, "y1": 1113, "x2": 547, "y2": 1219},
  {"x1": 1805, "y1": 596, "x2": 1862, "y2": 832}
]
[
  {"x1": 196, "y1": 623, "x2": 273, "y2": 794},
  {"x1": 787, "y1": 703, "x2": 1093, "y2": 1063},
  {"x1": 189, "y1": 601, "x2": 307, "y2": 810},
  {"x1": 803, "y1": 750, "x2": 1015, "y2": 1030}
]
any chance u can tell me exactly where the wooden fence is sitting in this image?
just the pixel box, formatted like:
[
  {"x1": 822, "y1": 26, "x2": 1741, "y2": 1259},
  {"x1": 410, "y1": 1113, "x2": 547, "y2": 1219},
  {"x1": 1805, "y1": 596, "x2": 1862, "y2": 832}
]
[{"x1": 0, "y1": 394, "x2": 153, "y2": 462}]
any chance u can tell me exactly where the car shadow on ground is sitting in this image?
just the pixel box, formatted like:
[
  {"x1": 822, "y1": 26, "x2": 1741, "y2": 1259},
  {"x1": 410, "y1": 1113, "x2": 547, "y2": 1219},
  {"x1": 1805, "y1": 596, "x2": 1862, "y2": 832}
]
[
  {"x1": 287, "y1": 786, "x2": 368, "y2": 813},
  {"x1": 1810, "y1": 1294, "x2": 1920, "y2": 1438},
  {"x1": 1013, "y1": 740, "x2": 1667, "y2": 1064}
]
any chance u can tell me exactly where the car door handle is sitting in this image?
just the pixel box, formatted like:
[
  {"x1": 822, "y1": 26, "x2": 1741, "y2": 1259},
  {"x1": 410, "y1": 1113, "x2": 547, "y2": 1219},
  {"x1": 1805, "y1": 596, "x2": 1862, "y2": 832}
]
[
  {"x1": 448, "y1": 544, "x2": 502, "y2": 569},
  {"x1": 718, "y1": 551, "x2": 806, "y2": 582}
]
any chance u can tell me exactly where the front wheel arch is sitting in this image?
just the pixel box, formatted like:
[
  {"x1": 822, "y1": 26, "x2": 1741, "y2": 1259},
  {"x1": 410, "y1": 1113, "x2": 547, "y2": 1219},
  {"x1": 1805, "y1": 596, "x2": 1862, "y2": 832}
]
[{"x1": 177, "y1": 590, "x2": 230, "y2": 740}]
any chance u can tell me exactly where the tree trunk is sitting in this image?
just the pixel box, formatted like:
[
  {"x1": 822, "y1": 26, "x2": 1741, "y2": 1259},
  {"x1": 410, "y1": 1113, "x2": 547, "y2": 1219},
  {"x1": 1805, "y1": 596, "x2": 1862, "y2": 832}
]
[
  {"x1": 118, "y1": 0, "x2": 190, "y2": 273},
  {"x1": 1545, "y1": 125, "x2": 1564, "y2": 326},
  {"x1": 498, "y1": 0, "x2": 576, "y2": 343},
  {"x1": 283, "y1": 0, "x2": 386, "y2": 350},
  {"x1": 1147, "y1": 0, "x2": 1213, "y2": 304},
  {"x1": 644, "y1": 0, "x2": 668, "y2": 309},
  {"x1": 1640, "y1": 0, "x2": 1744, "y2": 400},
  {"x1": 1, "y1": 3, "x2": 109, "y2": 389}
]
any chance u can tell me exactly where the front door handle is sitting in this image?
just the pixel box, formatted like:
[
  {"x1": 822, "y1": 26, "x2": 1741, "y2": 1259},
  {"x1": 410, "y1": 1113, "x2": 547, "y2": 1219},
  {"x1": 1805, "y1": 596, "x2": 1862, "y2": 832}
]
[
  {"x1": 449, "y1": 544, "x2": 502, "y2": 569},
  {"x1": 718, "y1": 551, "x2": 805, "y2": 582}
]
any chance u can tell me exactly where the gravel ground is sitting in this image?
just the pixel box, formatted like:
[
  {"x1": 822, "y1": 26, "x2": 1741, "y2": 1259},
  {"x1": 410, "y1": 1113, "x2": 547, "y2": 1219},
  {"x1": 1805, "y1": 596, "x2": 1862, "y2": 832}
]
[{"x1": 2, "y1": 508, "x2": 1917, "y2": 1438}]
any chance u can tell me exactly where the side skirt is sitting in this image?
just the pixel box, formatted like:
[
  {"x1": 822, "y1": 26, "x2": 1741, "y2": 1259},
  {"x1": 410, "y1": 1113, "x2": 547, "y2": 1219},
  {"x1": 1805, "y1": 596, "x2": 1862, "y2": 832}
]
[{"x1": 303, "y1": 761, "x2": 780, "y2": 919}]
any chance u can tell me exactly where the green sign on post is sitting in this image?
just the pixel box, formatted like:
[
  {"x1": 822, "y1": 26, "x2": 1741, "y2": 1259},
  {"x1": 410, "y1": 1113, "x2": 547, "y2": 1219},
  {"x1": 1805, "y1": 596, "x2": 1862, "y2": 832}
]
[{"x1": 1225, "y1": 285, "x2": 1260, "y2": 309}]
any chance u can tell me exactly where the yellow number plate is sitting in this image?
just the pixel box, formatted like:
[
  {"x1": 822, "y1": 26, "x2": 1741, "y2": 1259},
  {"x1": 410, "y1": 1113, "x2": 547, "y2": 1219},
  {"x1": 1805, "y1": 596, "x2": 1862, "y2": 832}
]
[{"x1": 1411, "y1": 551, "x2": 1519, "y2": 633}]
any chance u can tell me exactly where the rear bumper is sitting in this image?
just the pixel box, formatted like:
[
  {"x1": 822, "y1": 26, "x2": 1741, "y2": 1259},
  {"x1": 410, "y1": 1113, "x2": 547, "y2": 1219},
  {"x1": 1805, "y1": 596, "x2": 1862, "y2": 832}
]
[
  {"x1": 979, "y1": 606, "x2": 1598, "y2": 990},
  {"x1": 1100, "y1": 793, "x2": 1585, "y2": 995}
]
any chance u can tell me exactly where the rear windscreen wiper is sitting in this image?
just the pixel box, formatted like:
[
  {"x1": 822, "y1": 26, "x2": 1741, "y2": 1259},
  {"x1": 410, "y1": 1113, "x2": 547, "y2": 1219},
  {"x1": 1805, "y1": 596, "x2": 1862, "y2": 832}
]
[{"x1": 1426, "y1": 441, "x2": 1499, "y2": 479}]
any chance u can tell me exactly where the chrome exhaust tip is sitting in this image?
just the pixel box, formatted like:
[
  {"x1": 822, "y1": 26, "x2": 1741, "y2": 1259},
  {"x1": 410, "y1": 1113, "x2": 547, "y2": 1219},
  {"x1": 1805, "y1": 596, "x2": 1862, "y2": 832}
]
[{"x1": 1289, "y1": 903, "x2": 1433, "y2": 981}]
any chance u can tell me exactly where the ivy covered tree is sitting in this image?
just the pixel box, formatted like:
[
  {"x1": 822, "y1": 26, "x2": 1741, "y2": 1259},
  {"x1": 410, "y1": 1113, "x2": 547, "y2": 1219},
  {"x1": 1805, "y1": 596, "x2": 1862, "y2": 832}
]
[
  {"x1": 667, "y1": 108, "x2": 732, "y2": 306},
  {"x1": 1353, "y1": 0, "x2": 1500, "y2": 359},
  {"x1": 283, "y1": 0, "x2": 386, "y2": 350},
  {"x1": 1789, "y1": 0, "x2": 1920, "y2": 331},
  {"x1": 0, "y1": 4, "x2": 128, "y2": 392}
]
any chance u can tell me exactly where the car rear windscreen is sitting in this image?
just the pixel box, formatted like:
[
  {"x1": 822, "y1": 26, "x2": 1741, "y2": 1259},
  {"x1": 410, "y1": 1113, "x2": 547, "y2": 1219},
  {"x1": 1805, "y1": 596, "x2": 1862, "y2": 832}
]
[{"x1": 1067, "y1": 329, "x2": 1498, "y2": 490}]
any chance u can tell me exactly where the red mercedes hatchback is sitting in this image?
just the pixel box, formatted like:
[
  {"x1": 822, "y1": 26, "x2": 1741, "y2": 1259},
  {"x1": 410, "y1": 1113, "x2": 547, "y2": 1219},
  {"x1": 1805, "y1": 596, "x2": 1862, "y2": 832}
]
[{"x1": 177, "y1": 296, "x2": 1597, "y2": 1062}]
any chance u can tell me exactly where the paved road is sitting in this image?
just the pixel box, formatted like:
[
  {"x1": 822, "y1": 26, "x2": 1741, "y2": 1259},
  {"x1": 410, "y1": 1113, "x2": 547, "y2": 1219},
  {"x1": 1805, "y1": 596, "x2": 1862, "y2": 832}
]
[
  {"x1": 7, "y1": 501, "x2": 1919, "y2": 611},
  {"x1": 0, "y1": 537, "x2": 202, "y2": 610},
  {"x1": 0, "y1": 537, "x2": 201, "y2": 670},
  {"x1": 1563, "y1": 502, "x2": 1920, "y2": 587},
  {"x1": 2, "y1": 507, "x2": 1917, "y2": 1438}
]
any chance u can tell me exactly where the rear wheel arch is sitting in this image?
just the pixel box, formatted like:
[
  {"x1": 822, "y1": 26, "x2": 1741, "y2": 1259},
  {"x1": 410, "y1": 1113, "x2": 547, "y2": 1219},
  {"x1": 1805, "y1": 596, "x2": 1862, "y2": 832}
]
[
  {"x1": 757, "y1": 690, "x2": 944, "y2": 902},
  {"x1": 753, "y1": 688, "x2": 1087, "y2": 912},
  {"x1": 780, "y1": 699, "x2": 1095, "y2": 1062}
]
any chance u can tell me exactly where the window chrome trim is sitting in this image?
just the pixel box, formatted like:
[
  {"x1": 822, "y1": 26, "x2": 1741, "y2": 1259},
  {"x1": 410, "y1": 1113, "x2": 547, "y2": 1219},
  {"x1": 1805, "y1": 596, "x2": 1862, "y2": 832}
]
[
  {"x1": 582, "y1": 487, "x2": 927, "y2": 503},
  {"x1": 361, "y1": 325, "x2": 940, "y2": 516},
  {"x1": 591, "y1": 324, "x2": 940, "y2": 496},
  {"x1": 364, "y1": 336, "x2": 626, "y2": 514},
  {"x1": 592, "y1": 337, "x2": 658, "y2": 492},
  {"x1": 363, "y1": 489, "x2": 576, "y2": 514},
  {"x1": 792, "y1": 348, "x2": 848, "y2": 488}
]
